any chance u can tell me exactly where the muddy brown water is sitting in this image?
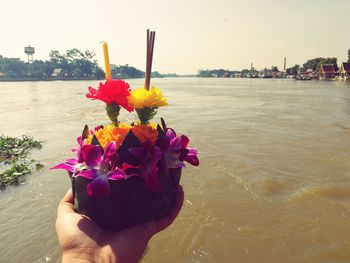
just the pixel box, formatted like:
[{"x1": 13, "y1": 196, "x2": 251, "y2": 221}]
[{"x1": 0, "y1": 78, "x2": 350, "y2": 262}]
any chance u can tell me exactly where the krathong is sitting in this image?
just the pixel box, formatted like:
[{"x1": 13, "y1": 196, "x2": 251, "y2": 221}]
[{"x1": 51, "y1": 30, "x2": 199, "y2": 230}]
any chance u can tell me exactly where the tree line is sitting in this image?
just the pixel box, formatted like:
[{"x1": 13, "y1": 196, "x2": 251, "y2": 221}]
[
  {"x1": 198, "y1": 49, "x2": 350, "y2": 78},
  {"x1": 286, "y1": 49, "x2": 350, "y2": 76},
  {"x1": 0, "y1": 49, "x2": 105, "y2": 80},
  {"x1": 0, "y1": 49, "x2": 176, "y2": 81}
]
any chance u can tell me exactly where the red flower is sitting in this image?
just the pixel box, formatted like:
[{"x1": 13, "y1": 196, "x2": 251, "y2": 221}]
[{"x1": 86, "y1": 80, "x2": 134, "y2": 112}]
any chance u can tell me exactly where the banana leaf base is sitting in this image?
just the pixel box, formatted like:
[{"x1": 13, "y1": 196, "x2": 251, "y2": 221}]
[{"x1": 72, "y1": 168, "x2": 181, "y2": 231}]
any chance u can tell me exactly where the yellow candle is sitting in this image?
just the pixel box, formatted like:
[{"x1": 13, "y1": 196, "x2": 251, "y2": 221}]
[{"x1": 102, "y1": 41, "x2": 111, "y2": 80}]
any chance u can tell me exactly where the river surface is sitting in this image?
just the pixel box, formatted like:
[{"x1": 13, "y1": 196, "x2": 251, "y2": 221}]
[{"x1": 0, "y1": 78, "x2": 350, "y2": 263}]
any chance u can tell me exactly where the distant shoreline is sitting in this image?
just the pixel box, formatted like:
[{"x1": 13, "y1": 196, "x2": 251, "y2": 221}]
[
  {"x1": 0, "y1": 76, "x2": 195, "y2": 82},
  {"x1": 0, "y1": 79, "x2": 97, "y2": 82}
]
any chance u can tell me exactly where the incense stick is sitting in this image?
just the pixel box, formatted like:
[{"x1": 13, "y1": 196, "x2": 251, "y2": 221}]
[
  {"x1": 145, "y1": 29, "x2": 150, "y2": 90},
  {"x1": 145, "y1": 29, "x2": 156, "y2": 90},
  {"x1": 149, "y1": 31, "x2": 156, "y2": 86}
]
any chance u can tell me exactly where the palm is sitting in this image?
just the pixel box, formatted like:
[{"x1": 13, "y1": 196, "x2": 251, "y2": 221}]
[{"x1": 56, "y1": 187, "x2": 184, "y2": 263}]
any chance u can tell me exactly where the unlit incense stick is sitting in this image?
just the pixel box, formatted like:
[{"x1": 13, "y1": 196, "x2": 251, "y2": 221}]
[{"x1": 145, "y1": 29, "x2": 156, "y2": 90}]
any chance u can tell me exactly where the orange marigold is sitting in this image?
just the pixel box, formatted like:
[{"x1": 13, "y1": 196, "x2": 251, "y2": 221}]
[
  {"x1": 87, "y1": 124, "x2": 131, "y2": 149},
  {"x1": 131, "y1": 124, "x2": 158, "y2": 146}
]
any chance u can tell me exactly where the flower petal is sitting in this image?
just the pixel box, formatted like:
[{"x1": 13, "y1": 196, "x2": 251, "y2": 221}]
[
  {"x1": 104, "y1": 141, "x2": 117, "y2": 160},
  {"x1": 121, "y1": 163, "x2": 141, "y2": 177},
  {"x1": 166, "y1": 128, "x2": 176, "y2": 140},
  {"x1": 85, "y1": 87, "x2": 99, "y2": 99},
  {"x1": 108, "y1": 169, "x2": 127, "y2": 180},
  {"x1": 66, "y1": 158, "x2": 78, "y2": 165},
  {"x1": 81, "y1": 144, "x2": 103, "y2": 167},
  {"x1": 50, "y1": 162, "x2": 76, "y2": 172},
  {"x1": 184, "y1": 149, "x2": 199, "y2": 166},
  {"x1": 179, "y1": 148, "x2": 189, "y2": 161},
  {"x1": 180, "y1": 135, "x2": 190, "y2": 148},
  {"x1": 77, "y1": 169, "x2": 97, "y2": 179},
  {"x1": 86, "y1": 176, "x2": 111, "y2": 197},
  {"x1": 170, "y1": 136, "x2": 182, "y2": 151},
  {"x1": 86, "y1": 80, "x2": 134, "y2": 112}
]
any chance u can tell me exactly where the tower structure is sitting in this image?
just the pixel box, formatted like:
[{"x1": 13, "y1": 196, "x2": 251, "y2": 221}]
[{"x1": 24, "y1": 46, "x2": 35, "y2": 63}]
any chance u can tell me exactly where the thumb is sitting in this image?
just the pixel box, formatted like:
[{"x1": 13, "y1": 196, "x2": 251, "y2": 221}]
[{"x1": 57, "y1": 188, "x2": 75, "y2": 215}]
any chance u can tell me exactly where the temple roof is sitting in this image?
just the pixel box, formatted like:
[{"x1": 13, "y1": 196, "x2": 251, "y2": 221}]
[
  {"x1": 342, "y1": 62, "x2": 350, "y2": 72},
  {"x1": 321, "y1": 64, "x2": 336, "y2": 73}
]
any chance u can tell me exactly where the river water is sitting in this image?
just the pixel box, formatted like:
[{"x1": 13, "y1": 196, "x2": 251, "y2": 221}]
[{"x1": 0, "y1": 78, "x2": 350, "y2": 263}]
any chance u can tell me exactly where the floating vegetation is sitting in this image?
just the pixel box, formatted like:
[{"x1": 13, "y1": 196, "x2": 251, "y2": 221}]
[{"x1": 0, "y1": 135, "x2": 43, "y2": 189}]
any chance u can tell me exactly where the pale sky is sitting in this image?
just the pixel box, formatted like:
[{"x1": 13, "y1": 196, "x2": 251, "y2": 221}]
[{"x1": 1, "y1": 0, "x2": 349, "y2": 74}]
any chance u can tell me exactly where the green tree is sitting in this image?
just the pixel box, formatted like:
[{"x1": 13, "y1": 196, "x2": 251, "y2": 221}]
[
  {"x1": 197, "y1": 69, "x2": 212, "y2": 78},
  {"x1": 111, "y1": 64, "x2": 144, "y2": 79},
  {"x1": 303, "y1": 57, "x2": 337, "y2": 71},
  {"x1": 44, "y1": 61, "x2": 54, "y2": 77},
  {"x1": 151, "y1": 71, "x2": 163, "y2": 78},
  {"x1": 93, "y1": 66, "x2": 105, "y2": 79},
  {"x1": 72, "y1": 68, "x2": 83, "y2": 78},
  {"x1": 49, "y1": 50, "x2": 66, "y2": 65},
  {"x1": 0, "y1": 49, "x2": 110, "y2": 80},
  {"x1": 49, "y1": 48, "x2": 101, "y2": 79},
  {"x1": 286, "y1": 64, "x2": 300, "y2": 76},
  {"x1": 348, "y1": 49, "x2": 350, "y2": 62},
  {"x1": 271, "y1": 66, "x2": 279, "y2": 72},
  {"x1": 49, "y1": 50, "x2": 71, "y2": 77},
  {"x1": 0, "y1": 57, "x2": 27, "y2": 78},
  {"x1": 29, "y1": 60, "x2": 46, "y2": 78}
]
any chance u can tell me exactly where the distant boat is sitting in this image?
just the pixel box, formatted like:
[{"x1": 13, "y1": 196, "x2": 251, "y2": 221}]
[
  {"x1": 261, "y1": 74, "x2": 272, "y2": 78},
  {"x1": 295, "y1": 75, "x2": 311, "y2": 80}
]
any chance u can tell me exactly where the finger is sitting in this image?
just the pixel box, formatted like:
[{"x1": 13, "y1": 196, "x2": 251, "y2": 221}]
[
  {"x1": 57, "y1": 189, "x2": 75, "y2": 215},
  {"x1": 142, "y1": 185, "x2": 184, "y2": 236},
  {"x1": 62, "y1": 188, "x2": 74, "y2": 203},
  {"x1": 155, "y1": 185, "x2": 184, "y2": 230}
]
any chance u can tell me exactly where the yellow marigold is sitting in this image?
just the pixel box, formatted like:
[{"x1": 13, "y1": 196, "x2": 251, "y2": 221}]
[
  {"x1": 128, "y1": 86, "x2": 168, "y2": 109},
  {"x1": 131, "y1": 124, "x2": 158, "y2": 146},
  {"x1": 148, "y1": 122, "x2": 158, "y2": 130},
  {"x1": 88, "y1": 123, "x2": 131, "y2": 149},
  {"x1": 86, "y1": 134, "x2": 93, "y2": 144}
]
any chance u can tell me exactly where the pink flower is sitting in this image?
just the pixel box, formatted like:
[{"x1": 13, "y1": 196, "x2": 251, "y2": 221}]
[
  {"x1": 164, "y1": 129, "x2": 199, "y2": 168},
  {"x1": 122, "y1": 143, "x2": 163, "y2": 192},
  {"x1": 51, "y1": 141, "x2": 126, "y2": 197}
]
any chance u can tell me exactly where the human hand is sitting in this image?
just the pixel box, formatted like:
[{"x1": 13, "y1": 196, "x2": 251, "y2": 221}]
[{"x1": 56, "y1": 186, "x2": 184, "y2": 263}]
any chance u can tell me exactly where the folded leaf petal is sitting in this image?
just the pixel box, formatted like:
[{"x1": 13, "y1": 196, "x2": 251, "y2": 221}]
[{"x1": 86, "y1": 176, "x2": 111, "y2": 197}]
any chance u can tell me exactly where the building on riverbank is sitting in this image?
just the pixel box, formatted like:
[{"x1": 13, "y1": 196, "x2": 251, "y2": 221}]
[
  {"x1": 51, "y1": 68, "x2": 64, "y2": 79},
  {"x1": 338, "y1": 62, "x2": 350, "y2": 80},
  {"x1": 319, "y1": 64, "x2": 336, "y2": 80}
]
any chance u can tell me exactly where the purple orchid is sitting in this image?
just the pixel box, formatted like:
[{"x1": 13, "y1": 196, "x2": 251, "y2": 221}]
[
  {"x1": 71, "y1": 136, "x2": 84, "y2": 163},
  {"x1": 122, "y1": 143, "x2": 163, "y2": 192},
  {"x1": 50, "y1": 158, "x2": 83, "y2": 174},
  {"x1": 51, "y1": 141, "x2": 126, "y2": 197},
  {"x1": 164, "y1": 128, "x2": 199, "y2": 168}
]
